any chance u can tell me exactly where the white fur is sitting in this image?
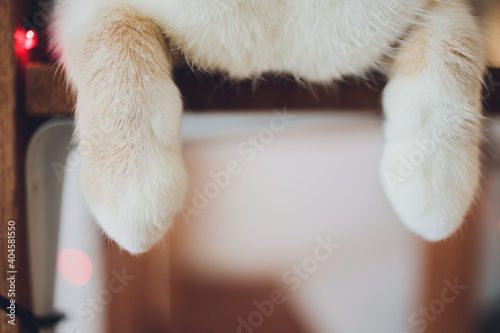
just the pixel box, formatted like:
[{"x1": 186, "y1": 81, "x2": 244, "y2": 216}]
[{"x1": 51, "y1": 0, "x2": 486, "y2": 253}]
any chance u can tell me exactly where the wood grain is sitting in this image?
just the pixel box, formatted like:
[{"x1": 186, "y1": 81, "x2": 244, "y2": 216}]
[{"x1": 0, "y1": 0, "x2": 32, "y2": 332}]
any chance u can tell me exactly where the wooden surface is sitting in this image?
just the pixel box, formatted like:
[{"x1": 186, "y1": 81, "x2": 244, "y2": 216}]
[
  {"x1": 168, "y1": 232, "x2": 310, "y2": 333},
  {"x1": 102, "y1": 233, "x2": 309, "y2": 333},
  {"x1": 0, "y1": 0, "x2": 32, "y2": 332},
  {"x1": 420, "y1": 193, "x2": 484, "y2": 333},
  {"x1": 170, "y1": 279, "x2": 309, "y2": 333},
  {"x1": 104, "y1": 241, "x2": 172, "y2": 333},
  {"x1": 25, "y1": 63, "x2": 386, "y2": 116},
  {"x1": 25, "y1": 62, "x2": 500, "y2": 116},
  {"x1": 25, "y1": 63, "x2": 75, "y2": 117}
]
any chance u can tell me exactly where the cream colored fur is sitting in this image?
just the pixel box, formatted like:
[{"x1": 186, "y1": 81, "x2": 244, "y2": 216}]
[{"x1": 51, "y1": 0, "x2": 486, "y2": 253}]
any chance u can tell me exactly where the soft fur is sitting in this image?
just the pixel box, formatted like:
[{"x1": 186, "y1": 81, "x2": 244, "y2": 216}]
[{"x1": 51, "y1": 0, "x2": 486, "y2": 254}]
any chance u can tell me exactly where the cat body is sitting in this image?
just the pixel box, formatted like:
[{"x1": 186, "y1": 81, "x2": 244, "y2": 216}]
[
  {"x1": 55, "y1": 0, "x2": 427, "y2": 80},
  {"x1": 52, "y1": 0, "x2": 486, "y2": 253}
]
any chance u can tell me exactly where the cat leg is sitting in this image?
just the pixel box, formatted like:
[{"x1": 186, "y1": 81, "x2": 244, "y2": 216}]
[
  {"x1": 380, "y1": 1, "x2": 486, "y2": 241},
  {"x1": 57, "y1": 6, "x2": 187, "y2": 254}
]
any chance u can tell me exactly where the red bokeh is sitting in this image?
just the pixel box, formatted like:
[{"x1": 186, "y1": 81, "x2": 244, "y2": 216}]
[{"x1": 14, "y1": 29, "x2": 38, "y2": 56}]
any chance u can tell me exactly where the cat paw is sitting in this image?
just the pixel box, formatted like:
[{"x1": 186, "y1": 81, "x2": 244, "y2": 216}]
[
  {"x1": 380, "y1": 134, "x2": 481, "y2": 241},
  {"x1": 81, "y1": 144, "x2": 188, "y2": 254}
]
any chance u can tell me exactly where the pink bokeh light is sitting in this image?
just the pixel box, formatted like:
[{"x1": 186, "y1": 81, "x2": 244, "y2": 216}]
[{"x1": 57, "y1": 248, "x2": 93, "y2": 286}]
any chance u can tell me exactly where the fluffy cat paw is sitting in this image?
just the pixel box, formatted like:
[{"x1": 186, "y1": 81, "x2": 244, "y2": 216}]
[
  {"x1": 380, "y1": 133, "x2": 481, "y2": 241},
  {"x1": 81, "y1": 144, "x2": 188, "y2": 254}
]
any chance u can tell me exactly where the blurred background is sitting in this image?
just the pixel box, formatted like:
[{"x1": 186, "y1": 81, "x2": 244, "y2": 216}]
[{"x1": 1, "y1": 1, "x2": 500, "y2": 333}]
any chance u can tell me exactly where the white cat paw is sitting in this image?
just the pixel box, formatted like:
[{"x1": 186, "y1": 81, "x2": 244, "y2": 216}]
[
  {"x1": 380, "y1": 134, "x2": 481, "y2": 241},
  {"x1": 81, "y1": 144, "x2": 188, "y2": 254}
]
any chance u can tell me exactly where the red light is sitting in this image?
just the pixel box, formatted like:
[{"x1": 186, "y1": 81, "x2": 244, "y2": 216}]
[
  {"x1": 24, "y1": 30, "x2": 38, "y2": 50},
  {"x1": 14, "y1": 29, "x2": 38, "y2": 53}
]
